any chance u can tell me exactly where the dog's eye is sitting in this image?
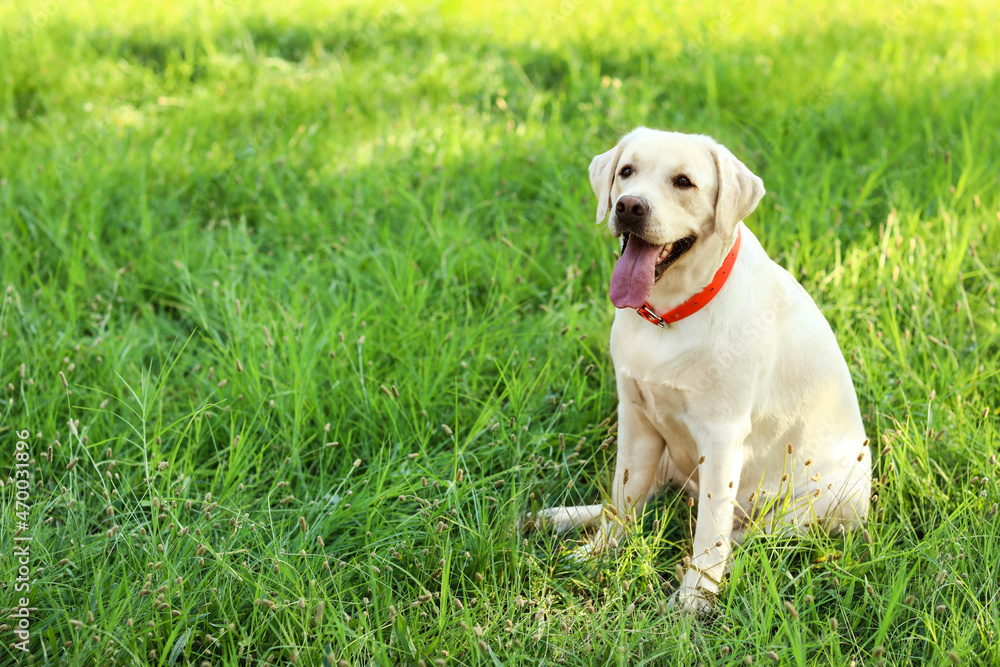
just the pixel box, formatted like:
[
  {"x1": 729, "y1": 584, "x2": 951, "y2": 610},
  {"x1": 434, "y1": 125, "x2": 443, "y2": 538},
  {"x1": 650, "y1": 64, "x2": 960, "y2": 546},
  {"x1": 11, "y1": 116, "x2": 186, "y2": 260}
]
[
  {"x1": 618, "y1": 165, "x2": 634, "y2": 178},
  {"x1": 674, "y1": 175, "x2": 694, "y2": 188}
]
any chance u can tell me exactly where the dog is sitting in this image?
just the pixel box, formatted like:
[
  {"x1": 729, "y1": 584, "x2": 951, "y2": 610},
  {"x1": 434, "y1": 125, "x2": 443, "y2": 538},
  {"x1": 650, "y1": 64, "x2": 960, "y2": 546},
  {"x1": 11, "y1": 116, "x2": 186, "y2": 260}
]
[{"x1": 531, "y1": 128, "x2": 871, "y2": 613}]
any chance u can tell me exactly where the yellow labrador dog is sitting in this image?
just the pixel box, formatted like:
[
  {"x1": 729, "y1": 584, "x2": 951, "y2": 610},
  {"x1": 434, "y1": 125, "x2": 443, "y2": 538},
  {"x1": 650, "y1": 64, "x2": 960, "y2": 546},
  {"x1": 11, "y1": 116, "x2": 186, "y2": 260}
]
[{"x1": 533, "y1": 128, "x2": 871, "y2": 613}]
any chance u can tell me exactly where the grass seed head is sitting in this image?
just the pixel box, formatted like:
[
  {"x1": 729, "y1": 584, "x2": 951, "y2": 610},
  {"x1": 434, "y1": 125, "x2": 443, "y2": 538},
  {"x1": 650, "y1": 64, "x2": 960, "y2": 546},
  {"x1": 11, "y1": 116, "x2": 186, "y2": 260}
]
[{"x1": 313, "y1": 600, "x2": 325, "y2": 625}]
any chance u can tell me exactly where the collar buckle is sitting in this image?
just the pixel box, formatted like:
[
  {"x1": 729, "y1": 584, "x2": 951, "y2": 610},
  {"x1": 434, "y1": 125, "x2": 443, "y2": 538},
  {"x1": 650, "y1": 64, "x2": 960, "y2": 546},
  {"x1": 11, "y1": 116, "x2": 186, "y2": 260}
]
[{"x1": 637, "y1": 304, "x2": 667, "y2": 328}]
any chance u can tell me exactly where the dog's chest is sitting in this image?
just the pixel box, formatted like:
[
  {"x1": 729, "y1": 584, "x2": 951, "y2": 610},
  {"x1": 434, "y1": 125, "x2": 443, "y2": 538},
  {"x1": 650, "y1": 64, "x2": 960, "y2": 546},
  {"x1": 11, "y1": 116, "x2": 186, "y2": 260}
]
[
  {"x1": 620, "y1": 370, "x2": 702, "y2": 478},
  {"x1": 610, "y1": 315, "x2": 706, "y2": 396},
  {"x1": 611, "y1": 318, "x2": 712, "y2": 468}
]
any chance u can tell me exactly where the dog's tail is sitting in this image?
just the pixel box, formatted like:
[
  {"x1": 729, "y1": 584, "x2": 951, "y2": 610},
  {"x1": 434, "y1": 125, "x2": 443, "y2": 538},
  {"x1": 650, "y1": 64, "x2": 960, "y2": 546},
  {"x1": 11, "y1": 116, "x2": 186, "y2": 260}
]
[{"x1": 519, "y1": 504, "x2": 604, "y2": 533}]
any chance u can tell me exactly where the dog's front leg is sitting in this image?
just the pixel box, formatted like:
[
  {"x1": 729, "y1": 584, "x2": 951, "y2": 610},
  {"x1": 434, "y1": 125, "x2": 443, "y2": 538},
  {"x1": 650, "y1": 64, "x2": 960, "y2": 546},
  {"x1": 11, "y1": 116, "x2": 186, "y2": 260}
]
[
  {"x1": 674, "y1": 421, "x2": 748, "y2": 614},
  {"x1": 578, "y1": 393, "x2": 664, "y2": 556}
]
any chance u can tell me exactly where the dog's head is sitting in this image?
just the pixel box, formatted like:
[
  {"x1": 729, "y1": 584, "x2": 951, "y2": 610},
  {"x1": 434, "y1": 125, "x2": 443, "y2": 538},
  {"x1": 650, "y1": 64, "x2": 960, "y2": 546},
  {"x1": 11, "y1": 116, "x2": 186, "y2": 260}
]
[{"x1": 589, "y1": 128, "x2": 765, "y2": 309}]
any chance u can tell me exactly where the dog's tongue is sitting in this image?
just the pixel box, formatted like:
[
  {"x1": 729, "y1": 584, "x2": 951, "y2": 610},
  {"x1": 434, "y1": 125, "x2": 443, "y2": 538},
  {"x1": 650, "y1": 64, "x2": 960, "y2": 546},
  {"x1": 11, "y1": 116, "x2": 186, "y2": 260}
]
[{"x1": 610, "y1": 237, "x2": 661, "y2": 309}]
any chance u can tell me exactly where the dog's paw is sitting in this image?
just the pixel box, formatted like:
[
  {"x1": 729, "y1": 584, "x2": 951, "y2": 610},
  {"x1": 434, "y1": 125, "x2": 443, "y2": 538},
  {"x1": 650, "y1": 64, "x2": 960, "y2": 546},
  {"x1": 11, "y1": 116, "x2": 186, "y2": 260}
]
[
  {"x1": 563, "y1": 533, "x2": 620, "y2": 562},
  {"x1": 668, "y1": 569, "x2": 721, "y2": 616},
  {"x1": 668, "y1": 586, "x2": 717, "y2": 616},
  {"x1": 562, "y1": 543, "x2": 597, "y2": 564}
]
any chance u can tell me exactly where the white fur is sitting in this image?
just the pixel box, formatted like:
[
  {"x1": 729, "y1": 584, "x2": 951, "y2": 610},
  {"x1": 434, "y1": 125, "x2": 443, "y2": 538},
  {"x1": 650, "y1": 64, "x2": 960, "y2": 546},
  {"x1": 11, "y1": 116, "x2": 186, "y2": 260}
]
[{"x1": 531, "y1": 128, "x2": 871, "y2": 614}]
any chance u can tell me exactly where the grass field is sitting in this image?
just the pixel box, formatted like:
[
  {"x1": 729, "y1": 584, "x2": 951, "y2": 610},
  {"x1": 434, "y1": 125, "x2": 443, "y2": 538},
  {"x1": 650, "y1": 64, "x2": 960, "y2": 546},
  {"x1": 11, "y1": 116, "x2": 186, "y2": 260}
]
[{"x1": 1, "y1": 0, "x2": 999, "y2": 664}]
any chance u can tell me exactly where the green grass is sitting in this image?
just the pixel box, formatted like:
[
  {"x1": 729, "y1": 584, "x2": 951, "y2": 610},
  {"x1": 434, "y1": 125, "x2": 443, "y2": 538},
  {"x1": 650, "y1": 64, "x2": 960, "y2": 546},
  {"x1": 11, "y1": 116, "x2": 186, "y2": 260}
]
[{"x1": 1, "y1": 0, "x2": 999, "y2": 664}]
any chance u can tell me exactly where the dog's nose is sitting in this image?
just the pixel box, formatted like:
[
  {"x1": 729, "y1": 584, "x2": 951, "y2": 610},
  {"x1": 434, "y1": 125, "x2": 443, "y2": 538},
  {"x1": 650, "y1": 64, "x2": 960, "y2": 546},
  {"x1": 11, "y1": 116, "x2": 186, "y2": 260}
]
[{"x1": 615, "y1": 195, "x2": 649, "y2": 227}]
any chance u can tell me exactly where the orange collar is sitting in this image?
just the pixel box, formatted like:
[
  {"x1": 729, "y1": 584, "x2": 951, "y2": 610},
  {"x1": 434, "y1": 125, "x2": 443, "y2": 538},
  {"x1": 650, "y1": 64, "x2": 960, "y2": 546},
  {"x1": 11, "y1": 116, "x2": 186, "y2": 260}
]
[{"x1": 635, "y1": 226, "x2": 742, "y2": 328}]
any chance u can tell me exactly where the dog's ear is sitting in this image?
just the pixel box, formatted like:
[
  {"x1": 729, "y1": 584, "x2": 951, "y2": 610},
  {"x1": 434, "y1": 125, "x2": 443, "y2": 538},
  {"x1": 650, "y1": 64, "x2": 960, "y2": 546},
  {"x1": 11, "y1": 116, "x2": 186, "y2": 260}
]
[
  {"x1": 712, "y1": 144, "x2": 765, "y2": 239},
  {"x1": 589, "y1": 142, "x2": 624, "y2": 224}
]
